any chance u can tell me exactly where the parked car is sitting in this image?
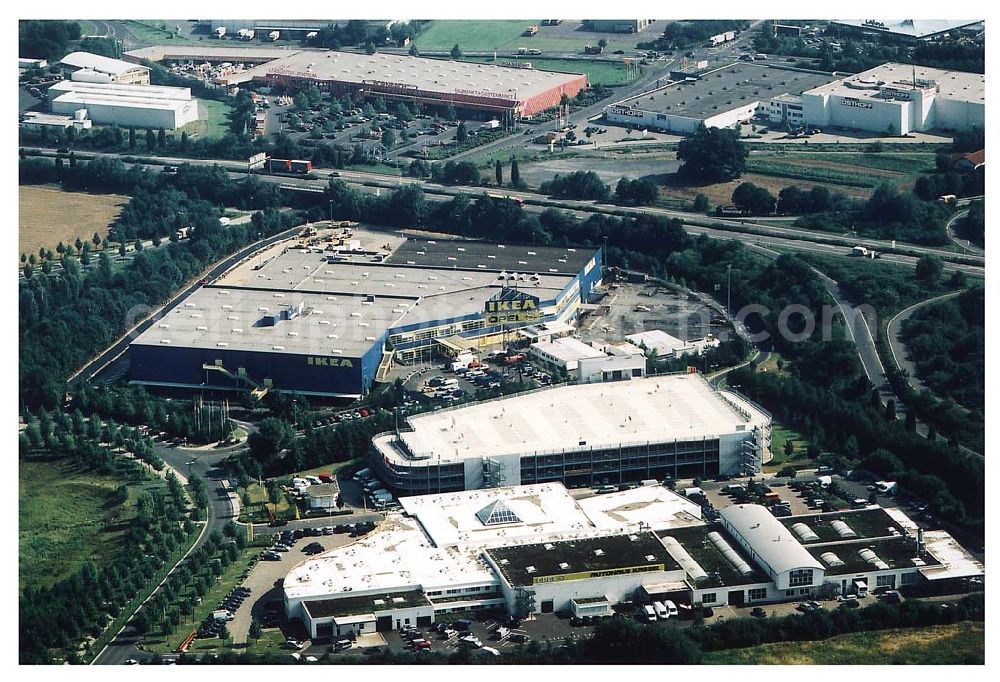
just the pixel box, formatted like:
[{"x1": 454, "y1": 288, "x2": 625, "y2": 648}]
[{"x1": 750, "y1": 607, "x2": 767, "y2": 618}]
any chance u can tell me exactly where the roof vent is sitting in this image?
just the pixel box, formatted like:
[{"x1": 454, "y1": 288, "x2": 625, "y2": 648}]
[
  {"x1": 525, "y1": 566, "x2": 536, "y2": 574},
  {"x1": 559, "y1": 562, "x2": 570, "y2": 570}
]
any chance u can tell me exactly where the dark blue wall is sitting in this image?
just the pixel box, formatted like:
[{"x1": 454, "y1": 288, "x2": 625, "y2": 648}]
[{"x1": 130, "y1": 344, "x2": 366, "y2": 396}]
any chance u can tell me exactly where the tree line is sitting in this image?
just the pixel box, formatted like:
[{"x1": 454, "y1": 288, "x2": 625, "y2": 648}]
[
  {"x1": 161, "y1": 591, "x2": 983, "y2": 665},
  {"x1": 18, "y1": 158, "x2": 303, "y2": 410},
  {"x1": 20, "y1": 421, "x2": 195, "y2": 663}
]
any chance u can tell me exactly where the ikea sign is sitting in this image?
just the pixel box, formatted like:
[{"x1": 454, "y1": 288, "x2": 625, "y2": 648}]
[
  {"x1": 306, "y1": 357, "x2": 355, "y2": 368},
  {"x1": 484, "y1": 289, "x2": 541, "y2": 325}
]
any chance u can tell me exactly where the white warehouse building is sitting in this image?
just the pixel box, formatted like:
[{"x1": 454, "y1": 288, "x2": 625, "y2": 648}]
[
  {"x1": 800, "y1": 63, "x2": 985, "y2": 135},
  {"x1": 61, "y1": 51, "x2": 150, "y2": 85},
  {"x1": 48, "y1": 81, "x2": 200, "y2": 130}
]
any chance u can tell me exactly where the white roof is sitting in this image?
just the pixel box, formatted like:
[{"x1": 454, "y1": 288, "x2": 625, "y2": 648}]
[
  {"x1": 399, "y1": 483, "x2": 594, "y2": 548},
  {"x1": 577, "y1": 485, "x2": 703, "y2": 531},
  {"x1": 285, "y1": 482, "x2": 704, "y2": 603},
  {"x1": 830, "y1": 19, "x2": 981, "y2": 39},
  {"x1": 918, "y1": 530, "x2": 985, "y2": 580},
  {"x1": 61, "y1": 51, "x2": 148, "y2": 76},
  {"x1": 719, "y1": 504, "x2": 823, "y2": 576},
  {"x1": 49, "y1": 80, "x2": 191, "y2": 101},
  {"x1": 804, "y1": 62, "x2": 984, "y2": 104},
  {"x1": 530, "y1": 337, "x2": 605, "y2": 364},
  {"x1": 626, "y1": 329, "x2": 688, "y2": 356},
  {"x1": 377, "y1": 374, "x2": 764, "y2": 465}
]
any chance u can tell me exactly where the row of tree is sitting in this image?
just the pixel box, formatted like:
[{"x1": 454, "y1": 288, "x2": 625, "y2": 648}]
[
  {"x1": 160, "y1": 591, "x2": 984, "y2": 665},
  {"x1": 20, "y1": 421, "x2": 195, "y2": 663},
  {"x1": 19, "y1": 158, "x2": 303, "y2": 410},
  {"x1": 131, "y1": 527, "x2": 245, "y2": 642}
]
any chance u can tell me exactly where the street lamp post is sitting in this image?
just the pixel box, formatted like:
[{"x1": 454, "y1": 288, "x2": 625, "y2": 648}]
[{"x1": 727, "y1": 264, "x2": 732, "y2": 318}]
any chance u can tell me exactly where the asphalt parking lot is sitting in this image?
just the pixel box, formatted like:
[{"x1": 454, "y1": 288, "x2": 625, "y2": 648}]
[{"x1": 233, "y1": 527, "x2": 373, "y2": 645}]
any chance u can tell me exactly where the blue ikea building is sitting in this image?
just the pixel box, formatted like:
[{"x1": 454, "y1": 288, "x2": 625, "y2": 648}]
[{"x1": 129, "y1": 235, "x2": 603, "y2": 399}]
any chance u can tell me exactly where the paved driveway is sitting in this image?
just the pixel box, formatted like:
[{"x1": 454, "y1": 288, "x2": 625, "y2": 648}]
[{"x1": 233, "y1": 531, "x2": 361, "y2": 646}]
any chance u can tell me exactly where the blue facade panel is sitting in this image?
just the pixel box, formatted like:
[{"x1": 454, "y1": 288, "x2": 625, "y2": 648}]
[{"x1": 130, "y1": 343, "x2": 365, "y2": 396}]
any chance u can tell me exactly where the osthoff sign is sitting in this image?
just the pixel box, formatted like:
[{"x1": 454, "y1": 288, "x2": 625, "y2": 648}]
[{"x1": 484, "y1": 288, "x2": 541, "y2": 325}]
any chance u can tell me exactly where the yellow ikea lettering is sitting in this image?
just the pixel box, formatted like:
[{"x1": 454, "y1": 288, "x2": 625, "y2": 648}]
[{"x1": 307, "y1": 357, "x2": 354, "y2": 368}]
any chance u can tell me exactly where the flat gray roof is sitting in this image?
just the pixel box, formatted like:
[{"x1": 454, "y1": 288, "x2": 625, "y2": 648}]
[
  {"x1": 829, "y1": 19, "x2": 981, "y2": 39},
  {"x1": 130, "y1": 287, "x2": 406, "y2": 357},
  {"x1": 388, "y1": 238, "x2": 596, "y2": 275},
  {"x1": 620, "y1": 63, "x2": 838, "y2": 119},
  {"x1": 227, "y1": 50, "x2": 586, "y2": 100},
  {"x1": 126, "y1": 44, "x2": 309, "y2": 64}
]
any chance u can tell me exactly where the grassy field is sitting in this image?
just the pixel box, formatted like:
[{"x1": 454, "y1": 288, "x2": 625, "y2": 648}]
[
  {"x1": 19, "y1": 185, "x2": 127, "y2": 260},
  {"x1": 237, "y1": 482, "x2": 295, "y2": 524},
  {"x1": 413, "y1": 20, "x2": 648, "y2": 55},
  {"x1": 19, "y1": 457, "x2": 160, "y2": 592},
  {"x1": 465, "y1": 56, "x2": 635, "y2": 86},
  {"x1": 703, "y1": 622, "x2": 985, "y2": 664},
  {"x1": 413, "y1": 20, "x2": 535, "y2": 52},
  {"x1": 122, "y1": 20, "x2": 200, "y2": 45},
  {"x1": 765, "y1": 424, "x2": 812, "y2": 472},
  {"x1": 177, "y1": 99, "x2": 233, "y2": 141}
]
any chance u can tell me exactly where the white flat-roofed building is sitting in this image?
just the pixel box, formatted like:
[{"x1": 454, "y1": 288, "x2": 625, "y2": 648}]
[
  {"x1": 801, "y1": 63, "x2": 984, "y2": 135},
  {"x1": 61, "y1": 51, "x2": 150, "y2": 84},
  {"x1": 283, "y1": 481, "x2": 983, "y2": 633},
  {"x1": 373, "y1": 374, "x2": 771, "y2": 493},
  {"x1": 529, "y1": 337, "x2": 605, "y2": 372},
  {"x1": 21, "y1": 110, "x2": 92, "y2": 131},
  {"x1": 47, "y1": 80, "x2": 199, "y2": 129},
  {"x1": 576, "y1": 341, "x2": 646, "y2": 384},
  {"x1": 284, "y1": 481, "x2": 704, "y2": 635},
  {"x1": 605, "y1": 63, "x2": 839, "y2": 133},
  {"x1": 626, "y1": 329, "x2": 719, "y2": 359}
]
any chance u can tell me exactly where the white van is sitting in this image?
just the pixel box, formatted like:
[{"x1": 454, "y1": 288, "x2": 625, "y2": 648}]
[
  {"x1": 663, "y1": 600, "x2": 678, "y2": 618},
  {"x1": 653, "y1": 601, "x2": 669, "y2": 620},
  {"x1": 642, "y1": 605, "x2": 657, "y2": 622}
]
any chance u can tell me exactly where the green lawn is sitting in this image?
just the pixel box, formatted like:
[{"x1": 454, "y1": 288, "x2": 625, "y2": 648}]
[
  {"x1": 123, "y1": 20, "x2": 201, "y2": 45},
  {"x1": 237, "y1": 481, "x2": 295, "y2": 524},
  {"x1": 19, "y1": 457, "x2": 160, "y2": 593},
  {"x1": 744, "y1": 150, "x2": 938, "y2": 192},
  {"x1": 413, "y1": 20, "x2": 535, "y2": 52},
  {"x1": 243, "y1": 628, "x2": 293, "y2": 656},
  {"x1": 202, "y1": 99, "x2": 234, "y2": 139},
  {"x1": 765, "y1": 424, "x2": 813, "y2": 472},
  {"x1": 703, "y1": 622, "x2": 984, "y2": 664},
  {"x1": 413, "y1": 20, "x2": 645, "y2": 55},
  {"x1": 176, "y1": 99, "x2": 233, "y2": 141},
  {"x1": 464, "y1": 56, "x2": 636, "y2": 86}
]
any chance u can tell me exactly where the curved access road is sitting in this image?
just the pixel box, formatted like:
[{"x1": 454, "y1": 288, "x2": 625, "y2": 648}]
[
  {"x1": 945, "y1": 209, "x2": 984, "y2": 256},
  {"x1": 91, "y1": 443, "x2": 238, "y2": 665},
  {"x1": 886, "y1": 291, "x2": 964, "y2": 396}
]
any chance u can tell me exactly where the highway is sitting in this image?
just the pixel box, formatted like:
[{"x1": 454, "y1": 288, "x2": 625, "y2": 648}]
[{"x1": 22, "y1": 147, "x2": 985, "y2": 278}]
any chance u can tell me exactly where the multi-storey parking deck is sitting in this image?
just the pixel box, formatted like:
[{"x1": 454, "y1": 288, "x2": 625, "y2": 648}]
[{"x1": 373, "y1": 373, "x2": 771, "y2": 492}]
